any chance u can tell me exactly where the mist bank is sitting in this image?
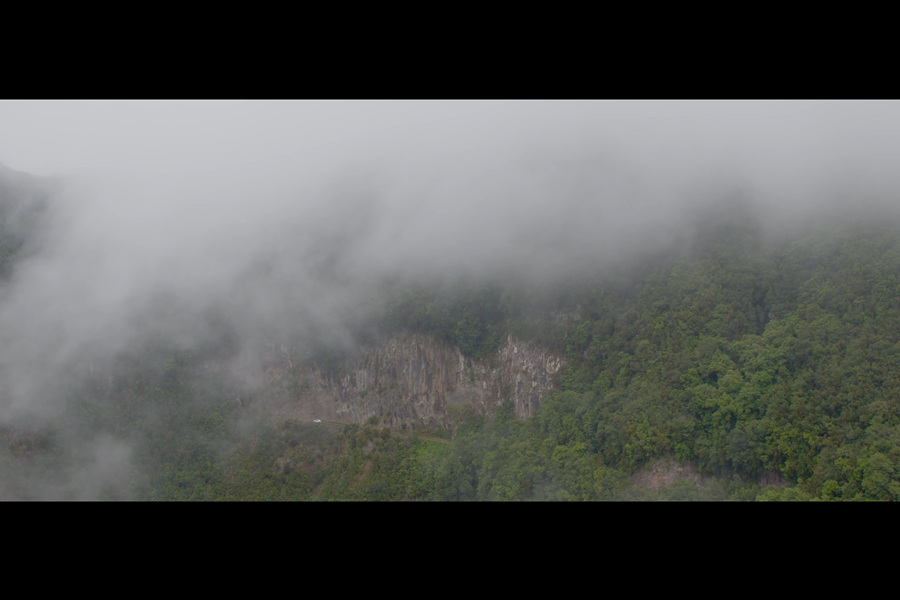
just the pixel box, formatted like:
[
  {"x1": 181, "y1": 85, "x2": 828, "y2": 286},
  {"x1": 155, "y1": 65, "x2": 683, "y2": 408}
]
[{"x1": 3, "y1": 102, "x2": 900, "y2": 425}]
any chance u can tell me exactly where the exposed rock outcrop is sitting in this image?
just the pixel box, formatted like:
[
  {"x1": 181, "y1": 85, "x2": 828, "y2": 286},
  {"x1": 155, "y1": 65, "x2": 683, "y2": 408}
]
[
  {"x1": 256, "y1": 333, "x2": 564, "y2": 431},
  {"x1": 630, "y1": 456, "x2": 704, "y2": 489},
  {"x1": 630, "y1": 456, "x2": 791, "y2": 492}
]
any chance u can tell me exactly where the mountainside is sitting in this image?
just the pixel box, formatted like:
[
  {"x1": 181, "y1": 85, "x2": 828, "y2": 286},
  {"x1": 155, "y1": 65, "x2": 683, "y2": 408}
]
[{"x1": 2, "y1": 161, "x2": 900, "y2": 501}]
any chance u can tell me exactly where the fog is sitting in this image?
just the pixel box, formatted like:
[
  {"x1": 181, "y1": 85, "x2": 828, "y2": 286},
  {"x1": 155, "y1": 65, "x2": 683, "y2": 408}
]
[{"x1": 1, "y1": 100, "x2": 899, "y2": 498}]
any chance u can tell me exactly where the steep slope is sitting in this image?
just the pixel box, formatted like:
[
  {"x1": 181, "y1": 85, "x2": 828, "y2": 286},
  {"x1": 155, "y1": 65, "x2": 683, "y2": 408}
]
[{"x1": 248, "y1": 332, "x2": 564, "y2": 430}]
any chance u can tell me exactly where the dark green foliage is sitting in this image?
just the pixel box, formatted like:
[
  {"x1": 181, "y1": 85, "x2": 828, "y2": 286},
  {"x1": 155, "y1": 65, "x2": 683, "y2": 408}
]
[{"x1": 524, "y1": 212, "x2": 900, "y2": 500}]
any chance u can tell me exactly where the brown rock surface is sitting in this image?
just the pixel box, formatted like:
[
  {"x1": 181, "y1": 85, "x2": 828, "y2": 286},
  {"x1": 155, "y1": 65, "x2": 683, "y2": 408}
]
[{"x1": 250, "y1": 332, "x2": 564, "y2": 430}]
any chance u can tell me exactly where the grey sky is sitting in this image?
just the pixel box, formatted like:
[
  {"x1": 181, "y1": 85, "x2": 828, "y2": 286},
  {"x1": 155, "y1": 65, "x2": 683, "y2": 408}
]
[{"x1": 4, "y1": 100, "x2": 899, "y2": 203}]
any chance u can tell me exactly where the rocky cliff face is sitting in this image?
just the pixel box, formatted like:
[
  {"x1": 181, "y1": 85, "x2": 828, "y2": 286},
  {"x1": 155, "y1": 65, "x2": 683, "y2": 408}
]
[
  {"x1": 629, "y1": 456, "x2": 705, "y2": 489},
  {"x1": 628, "y1": 456, "x2": 789, "y2": 492},
  {"x1": 256, "y1": 333, "x2": 564, "y2": 431}
]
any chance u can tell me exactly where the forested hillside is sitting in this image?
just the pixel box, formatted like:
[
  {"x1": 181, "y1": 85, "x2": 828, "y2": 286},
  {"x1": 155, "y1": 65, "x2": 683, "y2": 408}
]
[{"x1": 276, "y1": 207, "x2": 900, "y2": 501}]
